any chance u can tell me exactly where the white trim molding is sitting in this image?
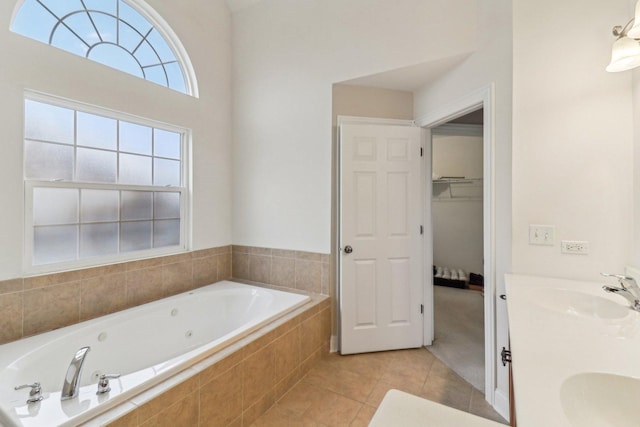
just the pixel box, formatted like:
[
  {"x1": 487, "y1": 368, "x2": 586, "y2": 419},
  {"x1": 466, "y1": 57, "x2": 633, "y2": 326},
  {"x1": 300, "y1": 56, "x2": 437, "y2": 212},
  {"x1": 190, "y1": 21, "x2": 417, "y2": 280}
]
[
  {"x1": 416, "y1": 83, "x2": 501, "y2": 415},
  {"x1": 337, "y1": 116, "x2": 415, "y2": 127}
]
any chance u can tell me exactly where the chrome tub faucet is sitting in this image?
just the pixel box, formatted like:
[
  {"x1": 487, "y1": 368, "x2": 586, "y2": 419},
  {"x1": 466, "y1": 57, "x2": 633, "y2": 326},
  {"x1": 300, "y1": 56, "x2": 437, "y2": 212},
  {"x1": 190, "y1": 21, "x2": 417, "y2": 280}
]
[
  {"x1": 601, "y1": 273, "x2": 640, "y2": 312},
  {"x1": 61, "y1": 346, "x2": 91, "y2": 401}
]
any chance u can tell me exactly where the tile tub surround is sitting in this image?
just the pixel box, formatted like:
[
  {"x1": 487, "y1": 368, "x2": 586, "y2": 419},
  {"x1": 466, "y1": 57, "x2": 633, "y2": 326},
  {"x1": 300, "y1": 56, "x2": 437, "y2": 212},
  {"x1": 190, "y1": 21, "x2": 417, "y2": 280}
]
[
  {"x1": 232, "y1": 246, "x2": 330, "y2": 295},
  {"x1": 0, "y1": 246, "x2": 232, "y2": 345},
  {"x1": 90, "y1": 295, "x2": 331, "y2": 427}
]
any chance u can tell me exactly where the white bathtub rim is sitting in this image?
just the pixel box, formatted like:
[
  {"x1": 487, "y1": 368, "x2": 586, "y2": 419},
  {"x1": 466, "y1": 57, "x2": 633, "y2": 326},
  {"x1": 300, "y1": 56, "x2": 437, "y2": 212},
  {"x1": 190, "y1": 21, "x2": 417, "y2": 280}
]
[
  {"x1": 85, "y1": 292, "x2": 328, "y2": 427},
  {"x1": 0, "y1": 281, "x2": 315, "y2": 427}
]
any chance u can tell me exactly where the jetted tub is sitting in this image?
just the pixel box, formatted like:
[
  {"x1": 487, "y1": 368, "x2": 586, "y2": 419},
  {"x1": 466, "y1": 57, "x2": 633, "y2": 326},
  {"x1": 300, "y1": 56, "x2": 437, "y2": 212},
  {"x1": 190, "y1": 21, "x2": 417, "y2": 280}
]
[{"x1": 0, "y1": 281, "x2": 310, "y2": 427}]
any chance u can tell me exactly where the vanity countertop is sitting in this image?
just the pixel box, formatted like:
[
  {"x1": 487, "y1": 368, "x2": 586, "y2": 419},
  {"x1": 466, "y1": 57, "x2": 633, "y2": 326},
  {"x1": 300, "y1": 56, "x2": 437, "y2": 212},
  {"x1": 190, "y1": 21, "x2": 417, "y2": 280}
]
[{"x1": 505, "y1": 274, "x2": 640, "y2": 426}]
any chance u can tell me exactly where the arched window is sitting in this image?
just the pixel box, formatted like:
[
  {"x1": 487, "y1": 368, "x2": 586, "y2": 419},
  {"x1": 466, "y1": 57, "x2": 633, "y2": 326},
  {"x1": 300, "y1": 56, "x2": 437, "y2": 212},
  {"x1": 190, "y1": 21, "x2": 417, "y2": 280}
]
[{"x1": 12, "y1": 0, "x2": 197, "y2": 95}]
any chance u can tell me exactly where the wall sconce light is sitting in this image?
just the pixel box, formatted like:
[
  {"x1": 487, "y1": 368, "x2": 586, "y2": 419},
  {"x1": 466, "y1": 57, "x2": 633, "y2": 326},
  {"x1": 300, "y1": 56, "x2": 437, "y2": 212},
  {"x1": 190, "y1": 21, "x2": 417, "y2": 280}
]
[{"x1": 607, "y1": 1, "x2": 640, "y2": 72}]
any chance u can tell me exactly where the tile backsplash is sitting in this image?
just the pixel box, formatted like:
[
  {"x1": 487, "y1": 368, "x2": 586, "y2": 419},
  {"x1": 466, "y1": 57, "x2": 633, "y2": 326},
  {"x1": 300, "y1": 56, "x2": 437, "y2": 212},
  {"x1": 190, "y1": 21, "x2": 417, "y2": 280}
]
[
  {"x1": 231, "y1": 246, "x2": 330, "y2": 295},
  {"x1": 0, "y1": 246, "x2": 231, "y2": 345},
  {"x1": 0, "y1": 245, "x2": 331, "y2": 346}
]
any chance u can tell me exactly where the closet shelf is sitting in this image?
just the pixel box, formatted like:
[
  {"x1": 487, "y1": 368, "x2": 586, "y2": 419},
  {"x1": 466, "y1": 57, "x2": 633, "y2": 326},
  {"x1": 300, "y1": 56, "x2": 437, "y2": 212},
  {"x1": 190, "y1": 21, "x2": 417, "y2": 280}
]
[{"x1": 432, "y1": 177, "x2": 483, "y2": 200}]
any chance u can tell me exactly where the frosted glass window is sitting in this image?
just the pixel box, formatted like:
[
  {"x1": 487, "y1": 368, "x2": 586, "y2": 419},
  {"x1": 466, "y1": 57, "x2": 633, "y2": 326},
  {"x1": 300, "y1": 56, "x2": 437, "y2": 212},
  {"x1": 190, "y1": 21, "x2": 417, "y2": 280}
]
[
  {"x1": 77, "y1": 148, "x2": 117, "y2": 183},
  {"x1": 120, "y1": 153, "x2": 152, "y2": 185},
  {"x1": 154, "y1": 158, "x2": 180, "y2": 187},
  {"x1": 80, "y1": 223, "x2": 119, "y2": 258},
  {"x1": 25, "y1": 98, "x2": 188, "y2": 269},
  {"x1": 121, "y1": 221, "x2": 152, "y2": 252},
  {"x1": 81, "y1": 190, "x2": 119, "y2": 222},
  {"x1": 34, "y1": 225, "x2": 78, "y2": 265},
  {"x1": 154, "y1": 220, "x2": 180, "y2": 247},
  {"x1": 77, "y1": 112, "x2": 117, "y2": 150},
  {"x1": 121, "y1": 191, "x2": 153, "y2": 220},
  {"x1": 154, "y1": 192, "x2": 180, "y2": 219},
  {"x1": 154, "y1": 129, "x2": 181, "y2": 159},
  {"x1": 25, "y1": 100, "x2": 74, "y2": 144},
  {"x1": 24, "y1": 140, "x2": 73, "y2": 181},
  {"x1": 33, "y1": 188, "x2": 78, "y2": 225},
  {"x1": 12, "y1": 0, "x2": 191, "y2": 94},
  {"x1": 120, "y1": 121, "x2": 152, "y2": 155}
]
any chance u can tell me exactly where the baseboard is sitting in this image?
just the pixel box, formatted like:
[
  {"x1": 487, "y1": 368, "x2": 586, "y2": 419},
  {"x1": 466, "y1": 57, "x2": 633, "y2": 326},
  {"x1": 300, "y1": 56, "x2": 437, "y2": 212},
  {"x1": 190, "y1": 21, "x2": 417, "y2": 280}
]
[
  {"x1": 330, "y1": 335, "x2": 339, "y2": 353},
  {"x1": 493, "y1": 388, "x2": 510, "y2": 422}
]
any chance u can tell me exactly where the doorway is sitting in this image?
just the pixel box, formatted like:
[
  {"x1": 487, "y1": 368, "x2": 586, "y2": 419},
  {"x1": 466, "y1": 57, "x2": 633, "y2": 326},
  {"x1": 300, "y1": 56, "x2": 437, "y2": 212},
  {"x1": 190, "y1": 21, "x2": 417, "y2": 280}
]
[
  {"x1": 416, "y1": 84, "x2": 496, "y2": 407},
  {"x1": 429, "y1": 110, "x2": 485, "y2": 393}
]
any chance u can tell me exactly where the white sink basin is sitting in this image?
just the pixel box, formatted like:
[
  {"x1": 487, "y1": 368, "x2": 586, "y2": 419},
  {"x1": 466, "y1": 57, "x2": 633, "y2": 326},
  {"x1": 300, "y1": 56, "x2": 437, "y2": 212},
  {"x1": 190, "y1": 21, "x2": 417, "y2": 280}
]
[
  {"x1": 560, "y1": 372, "x2": 640, "y2": 426},
  {"x1": 530, "y1": 288, "x2": 630, "y2": 320}
]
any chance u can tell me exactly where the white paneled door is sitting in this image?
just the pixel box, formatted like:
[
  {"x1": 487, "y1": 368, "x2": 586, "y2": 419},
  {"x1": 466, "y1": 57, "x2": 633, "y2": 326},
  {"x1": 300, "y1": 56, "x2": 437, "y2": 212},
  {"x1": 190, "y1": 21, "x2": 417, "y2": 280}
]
[{"x1": 339, "y1": 123, "x2": 423, "y2": 355}]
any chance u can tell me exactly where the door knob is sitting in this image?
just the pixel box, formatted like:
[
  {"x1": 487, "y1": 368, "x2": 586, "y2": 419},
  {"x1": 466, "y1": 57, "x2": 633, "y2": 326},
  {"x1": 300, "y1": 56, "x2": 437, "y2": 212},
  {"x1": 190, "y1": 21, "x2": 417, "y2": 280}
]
[{"x1": 344, "y1": 245, "x2": 353, "y2": 254}]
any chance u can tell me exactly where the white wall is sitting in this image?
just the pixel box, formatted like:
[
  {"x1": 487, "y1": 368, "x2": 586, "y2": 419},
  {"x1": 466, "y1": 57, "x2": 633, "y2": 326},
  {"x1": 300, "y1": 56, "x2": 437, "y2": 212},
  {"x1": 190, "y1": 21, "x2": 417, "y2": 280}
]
[
  {"x1": 432, "y1": 134, "x2": 484, "y2": 275},
  {"x1": 0, "y1": 0, "x2": 232, "y2": 280},
  {"x1": 413, "y1": 0, "x2": 512, "y2": 414},
  {"x1": 231, "y1": 0, "x2": 479, "y2": 253},
  {"x1": 512, "y1": 0, "x2": 634, "y2": 280}
]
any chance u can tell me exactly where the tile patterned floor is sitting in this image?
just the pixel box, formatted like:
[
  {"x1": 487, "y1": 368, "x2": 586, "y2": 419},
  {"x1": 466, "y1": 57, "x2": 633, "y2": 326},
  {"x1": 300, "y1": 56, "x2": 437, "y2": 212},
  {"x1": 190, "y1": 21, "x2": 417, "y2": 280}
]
[{"x1": 251, "y1": 348, "x2": 507, "y2": 426}]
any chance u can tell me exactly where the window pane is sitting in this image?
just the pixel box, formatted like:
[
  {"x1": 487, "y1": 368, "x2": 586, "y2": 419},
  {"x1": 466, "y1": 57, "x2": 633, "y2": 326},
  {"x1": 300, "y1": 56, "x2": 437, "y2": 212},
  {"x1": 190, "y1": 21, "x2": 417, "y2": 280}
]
[
  {"x1": 84, "y1": 0, "x2": 117, "y2": 16},
  {"x1": 119, "y1": 153, "x2": 152, "y2": 185},
  {"x1": 120, "y1": 121, "x2": 152, "y2": 155},
  {"x1": 43, "y1": 0, "x2": 85, "y2": 19},
  {"x1": 154, "y1": 192, "x2": 180, "y2": 219},
  {"x1": 117, "y1": 21, "x2": 142, "y2": 52},
  {"x1": 166, "y1": 62, "x2": 186, "y2": 93},
  {"x1": 153, "y1": 158, "x2": 180, "y2": 186},
  {"x1": 121, "y1": 221, "x2": 152, "y2": 252},
  {"x1": 154, "y1": 219, "x2": 179, "y2": 247},
  {"x1": 34, "y1": 188, "x2": 78, "y2": 225},
  {"x1": 25, "y1": 100, "x2": 74, "y2": 144},
  {"x1": 89, "y1": 12, "x2": 117, "y2": 44},
  {"x1": 121, "y1": 191, "x2": 152, "y2": 220},
  {"x1": 77, "y1": 148, "x2": 117, "y2": 183},
  {"x1": 143, "y1": 64, "x2": 167, "y2": 87},
  {"x1": 77, "y1": 112, "x2": 117, "y2": 149},
  {"x1": 80, "y1": 223, "x2": 118, "y2": 258},
  {"x1": 34, "y1": 225, "x2": 78, "y2": 265},
  {"x1": 51, "y1": 24, "x2": 89, "y2": 57},
  {"x1": 147, "y1": 29, "x2": 176, "y2": 63},
  {"x1": 134, "y1": 41, "x2": 160, "y2": 67},
  {"x1": 81, "y1": 189, "x2": 119, "y2": 222},
  {"x1": 118, "y1": 1, "x2": 152, "y2": 35},
  {"x1": 25, "y1": 140, "x2": 73, "y2": 180},
  {"x1": 12, "y1": 0, "x2": 57, "y2": 44},
  {"x1": 154, "y1": 129, "x2": 181, "y2": 159},
  {"x1": 88, "y1": 43, "x2": 143, "y2": 78},
  {"x1": 63, "y1": 12, "x2": 101, "y2": 46}
]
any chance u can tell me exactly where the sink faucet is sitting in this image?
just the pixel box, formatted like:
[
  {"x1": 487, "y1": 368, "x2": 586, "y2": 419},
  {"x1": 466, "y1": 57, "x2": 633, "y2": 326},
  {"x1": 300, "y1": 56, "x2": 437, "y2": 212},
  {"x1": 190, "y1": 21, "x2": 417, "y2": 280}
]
[
  {"x1": 61, "y1": 346, "x2": 91, "y2": 401},
  {"x1": 601, "y1": 273, "x2": 640, "y2": 312}
]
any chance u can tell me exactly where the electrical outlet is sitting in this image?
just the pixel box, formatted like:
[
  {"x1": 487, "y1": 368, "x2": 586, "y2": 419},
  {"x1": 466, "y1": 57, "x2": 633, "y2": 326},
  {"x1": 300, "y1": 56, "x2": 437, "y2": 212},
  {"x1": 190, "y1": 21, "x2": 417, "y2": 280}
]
[
  {"x1": 529, "y1": 225, "x2": 555, "y2": 246},
  {"x1": 561, "y1": 240, "x2": 589, "y2": 255}
]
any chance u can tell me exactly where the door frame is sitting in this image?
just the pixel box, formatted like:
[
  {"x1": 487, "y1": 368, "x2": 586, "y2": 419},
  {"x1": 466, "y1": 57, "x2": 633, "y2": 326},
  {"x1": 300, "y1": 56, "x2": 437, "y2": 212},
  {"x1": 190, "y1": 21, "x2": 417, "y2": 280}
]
[
  {"x1": 415, "y1": 83, "x2": 496, "y2": 406},
  {"x1": 336, "y1": 115, "x2": 420, "y2": 354}
]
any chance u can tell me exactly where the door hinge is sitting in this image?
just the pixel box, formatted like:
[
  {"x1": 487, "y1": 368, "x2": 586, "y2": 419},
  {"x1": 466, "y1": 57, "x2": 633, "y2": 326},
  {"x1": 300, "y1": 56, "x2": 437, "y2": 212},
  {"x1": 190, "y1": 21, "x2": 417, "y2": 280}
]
[
  {"x1": 420, "y1": 304, "x2": 424, "y2": 314},
  {"x1": 420, "y1": 225, "x2": 424, "y2": 235},
  {"x1": 420, "y1": 147, "x2": 424, "y2": 157},
  {"x1": 501, "y1": 347, "x2": 512, "y2": 366}
]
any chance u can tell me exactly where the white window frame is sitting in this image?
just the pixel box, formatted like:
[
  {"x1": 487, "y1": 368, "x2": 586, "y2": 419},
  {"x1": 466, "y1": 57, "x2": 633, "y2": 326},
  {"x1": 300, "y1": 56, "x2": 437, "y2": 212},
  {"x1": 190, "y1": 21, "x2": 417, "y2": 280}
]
[{"x1": 23, "y1": 91, "x2": 191, "y2": 275}]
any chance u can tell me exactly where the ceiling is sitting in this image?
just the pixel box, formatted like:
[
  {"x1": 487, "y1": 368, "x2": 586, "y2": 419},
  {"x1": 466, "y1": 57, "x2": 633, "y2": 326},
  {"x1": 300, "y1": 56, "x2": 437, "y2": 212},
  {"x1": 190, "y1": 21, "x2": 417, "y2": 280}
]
[{"x1": 336, "y1": 53, "x2": 471, "y2": 92}]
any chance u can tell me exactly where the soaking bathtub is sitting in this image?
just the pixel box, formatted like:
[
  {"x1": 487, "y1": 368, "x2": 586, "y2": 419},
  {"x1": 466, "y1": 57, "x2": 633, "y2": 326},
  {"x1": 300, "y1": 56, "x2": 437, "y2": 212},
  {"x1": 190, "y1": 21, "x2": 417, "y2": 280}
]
[{"x1": 0, "y1": 280, "x2": 310, "y2": 427}]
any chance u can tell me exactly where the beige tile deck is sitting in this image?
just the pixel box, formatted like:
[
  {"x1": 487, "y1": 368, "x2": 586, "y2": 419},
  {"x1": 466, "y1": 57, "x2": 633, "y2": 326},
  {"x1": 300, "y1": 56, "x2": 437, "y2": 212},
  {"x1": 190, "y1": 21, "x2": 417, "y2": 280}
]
[{"x1": 251, "y1": 348, "x2": 507, "y2": 426}]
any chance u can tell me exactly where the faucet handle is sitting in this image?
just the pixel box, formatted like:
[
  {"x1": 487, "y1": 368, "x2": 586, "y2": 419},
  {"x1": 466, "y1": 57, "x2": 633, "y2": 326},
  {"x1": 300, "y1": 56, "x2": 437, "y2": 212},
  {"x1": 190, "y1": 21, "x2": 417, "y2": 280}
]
[
  {"x1": 15, "y1": 382, "x2": 43, "y2": 404},
  {"x1": 600, "y1": 273, "x2": 636, "y2": 288},
  {"x1": 96, "y1": 374, "x2": 120, "y2": 395}
]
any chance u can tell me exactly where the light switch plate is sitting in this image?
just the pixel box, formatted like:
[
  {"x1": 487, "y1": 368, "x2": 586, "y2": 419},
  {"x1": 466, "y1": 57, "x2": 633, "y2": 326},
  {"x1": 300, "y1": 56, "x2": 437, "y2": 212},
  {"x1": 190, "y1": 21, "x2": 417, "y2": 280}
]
[{"x1": 529, "y1": 225, "x2": 555, "y2": 246}]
